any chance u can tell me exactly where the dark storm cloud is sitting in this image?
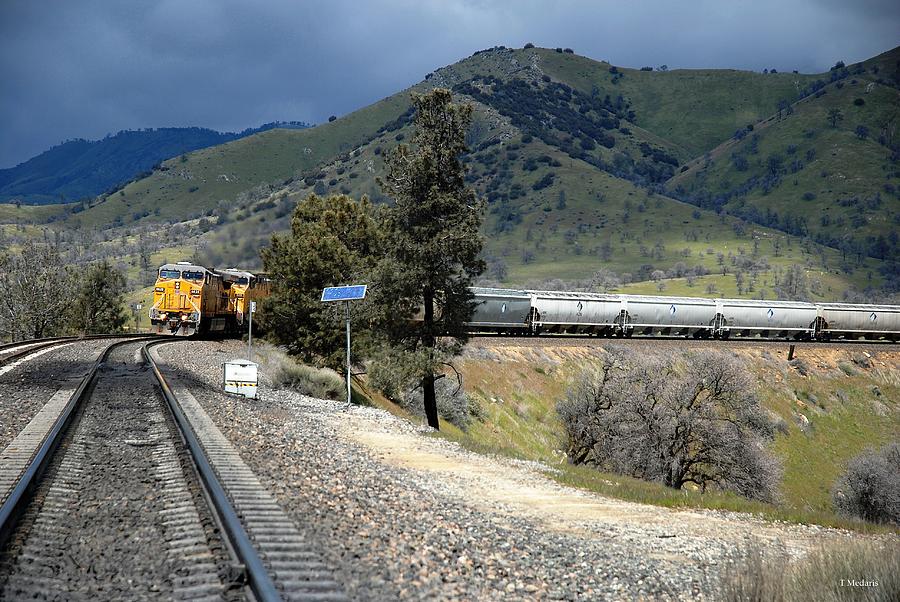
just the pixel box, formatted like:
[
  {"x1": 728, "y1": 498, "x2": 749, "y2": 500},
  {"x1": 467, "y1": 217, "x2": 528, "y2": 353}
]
[{"x1": 1, "y1": 0, "x2": 898, "y2": 168}]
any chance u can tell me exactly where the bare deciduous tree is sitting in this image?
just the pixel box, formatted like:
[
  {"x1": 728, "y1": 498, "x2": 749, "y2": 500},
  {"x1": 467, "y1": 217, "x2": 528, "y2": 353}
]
[
  {"x1": 558, "y1": 347, "x2": 782, "y2": 502},
  {"x1": 0, "y1": 242, "x2": 72, "y2": 340}
]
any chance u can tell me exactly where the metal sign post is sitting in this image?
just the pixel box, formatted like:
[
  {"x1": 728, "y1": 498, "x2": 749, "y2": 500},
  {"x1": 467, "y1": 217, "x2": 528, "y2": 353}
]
[
  {"x1": 345, "y1": 301, "x2": 351, "y2": 405},
  {"x1": 248, "y1": 301, "x2": 256, "y2": 363},
  {"x1": 321, "y1": 285, "x2": 367, "y2": 408}
]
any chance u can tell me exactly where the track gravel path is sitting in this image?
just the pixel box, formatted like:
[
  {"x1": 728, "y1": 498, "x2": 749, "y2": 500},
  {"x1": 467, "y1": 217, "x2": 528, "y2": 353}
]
[
  {"x1": 0, "y1": 340, "x2": 112, "y2": 451},
  {"x1": 0, "y1": 342, "x2": 234, "y2": 601},
  {"x1": 155, "y1": 340, "x2": 890, "y2": 601}
]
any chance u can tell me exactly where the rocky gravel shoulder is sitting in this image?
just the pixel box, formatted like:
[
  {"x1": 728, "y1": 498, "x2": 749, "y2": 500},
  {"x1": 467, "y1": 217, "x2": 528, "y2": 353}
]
[
  {"x1": 156, "y1": 340, "x2": 893, "y2": 601},
  {"x1": 0, "y1": 340, "x2": 112, "y2": 451}
]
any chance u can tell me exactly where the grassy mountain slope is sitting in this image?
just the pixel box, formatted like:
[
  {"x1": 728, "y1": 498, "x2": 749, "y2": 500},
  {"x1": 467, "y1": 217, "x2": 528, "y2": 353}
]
[
  {"x1": 67, "y1": 98, "x2": 411, "y2": 228},
  {"x1": 669, "y1": 66, "x2": 900, "y2": 261},
  {"x1": 0, "y1": 124, "x2": 308, "y2": 205},
  {"x1": 26, "y1": 43, "x2": 898, "y2": 301},
  {"x1": 197, "y1": 101, "x2": 879, "y2": 300},
  {"x1": 536, "y1": 49, "x2": 820, "y2": 156}
]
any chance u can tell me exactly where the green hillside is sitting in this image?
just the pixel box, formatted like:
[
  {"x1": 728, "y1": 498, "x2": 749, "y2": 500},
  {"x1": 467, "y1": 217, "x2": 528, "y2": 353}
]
[
  {"x1": 0, "y1": 124, "x2": 311, "y2": 205},
  {"x1": 669, "y1": 60, "x2": 900, "y2": 262},
  {"x1": 67, "y1": 95, "x2": 413, "y2": 228},
  {"x1": 536, "y1": 49, "x2": 821, "y2": 156},
  {"x1": 14, "y1": 43, "x2": 898, "y2": 300},
  {"x1": 196, "y1": 103, "x2": 879, "y2": 301}
]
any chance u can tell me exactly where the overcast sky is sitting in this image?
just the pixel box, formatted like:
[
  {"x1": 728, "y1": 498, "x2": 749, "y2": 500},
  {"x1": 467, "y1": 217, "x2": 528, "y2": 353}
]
[{"x1": 1, "y1": 0, "x2": 898, "y2": 168}]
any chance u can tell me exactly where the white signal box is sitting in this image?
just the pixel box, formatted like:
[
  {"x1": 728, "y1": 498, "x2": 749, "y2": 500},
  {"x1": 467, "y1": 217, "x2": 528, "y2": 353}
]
[{"x1": 223, "y1": 359, "x2": 258, "y2": 399}]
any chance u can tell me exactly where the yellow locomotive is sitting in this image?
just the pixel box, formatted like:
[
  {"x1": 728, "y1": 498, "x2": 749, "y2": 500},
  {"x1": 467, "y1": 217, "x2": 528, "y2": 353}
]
[
  {"x1": 149, "y1": 262, "x2": 271, "y2": 336},
  {"x1": 218, "y1": 268, "x2": 273, "y2": 327}
]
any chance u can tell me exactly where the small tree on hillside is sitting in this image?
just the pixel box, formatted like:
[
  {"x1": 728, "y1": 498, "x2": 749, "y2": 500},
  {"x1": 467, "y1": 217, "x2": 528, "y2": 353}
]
[
  {"x1": 827, "y1": 108, "x2": 844, "y2": 128},
  {"x1": 70, "y1": 261, "x2": 128, "y2": 333},
  {"x1": 373, "y1": 88, "x2": 484, "y2": 430},
  {"x1": 558, "y1": 348, "x2": 781, "y2": 502},
  {"x1": 0, "y1": 242, "x2": 71, "y2": 339},
  {"x1": 774, "y1": 264, "x2": 810, "y2": 301},
  {"x1": 260, "y1": 193, "x2": 383, "y2": 367}
]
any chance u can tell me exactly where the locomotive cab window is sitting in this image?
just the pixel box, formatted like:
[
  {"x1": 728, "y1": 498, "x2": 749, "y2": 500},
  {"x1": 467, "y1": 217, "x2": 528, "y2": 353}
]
[
  {"x1": 236, "y1": 277, "x2": 249, "y2": 285},
  {"x1": 183, "y1": 271, "x2": 204, "y2": 281},
  {"x1": 159, "y1": 269, "x2": 181, "y2": 279}
]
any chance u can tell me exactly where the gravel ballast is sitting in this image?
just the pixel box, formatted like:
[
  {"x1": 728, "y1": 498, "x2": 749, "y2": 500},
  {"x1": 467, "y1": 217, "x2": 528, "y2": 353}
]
[
  {"x1": 0, "y1": 341, "x2": 234, "y2": 601},
  {"x1": 0, "y1": 340, "x2": 113, "y2": 451},
  {"x1": 154, "y1": 340, "x2": 889, "y2": 601}
]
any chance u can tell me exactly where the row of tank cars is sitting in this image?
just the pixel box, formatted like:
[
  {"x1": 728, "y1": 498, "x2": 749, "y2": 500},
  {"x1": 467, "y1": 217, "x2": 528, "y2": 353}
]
[
  {"x1": 468, "y1": 287, "x2": 900, "y2": 341},
  {"x1": 149, "y1": 262, "x2": 271, "y2": 336}
]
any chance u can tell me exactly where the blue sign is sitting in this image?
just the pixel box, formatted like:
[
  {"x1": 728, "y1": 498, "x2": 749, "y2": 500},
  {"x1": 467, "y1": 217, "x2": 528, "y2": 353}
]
[{"x1": 321, "y1": 285, "x2": 367, "y2": 302}]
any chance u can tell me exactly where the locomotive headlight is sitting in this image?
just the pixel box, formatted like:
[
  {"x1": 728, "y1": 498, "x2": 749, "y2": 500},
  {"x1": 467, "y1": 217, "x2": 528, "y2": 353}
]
[
  {"x1": 181, "y1": 313, "x2": 189, "y2": 320},
  {"x1": 160, "y1": 313, "x2": 167, "y2": 320}
]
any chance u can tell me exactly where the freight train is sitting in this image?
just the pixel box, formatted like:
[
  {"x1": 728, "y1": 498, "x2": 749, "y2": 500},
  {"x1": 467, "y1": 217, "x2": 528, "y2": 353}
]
[
  {"x1": 149, "y1": 262, "x2": 271, "y2": 336},
  {"x1": 467, "y1": 287, "x2": 900, "y2": 341}
]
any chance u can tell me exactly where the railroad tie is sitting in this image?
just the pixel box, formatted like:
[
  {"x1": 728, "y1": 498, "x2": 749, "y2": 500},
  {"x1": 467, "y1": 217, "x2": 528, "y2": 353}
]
[
  {"x1": 165, "y1": 380, "x2": 348, "y2": 602},
  {"x1": 144, "y1": 410, "x2": 226, "y2": 600},
  {"x1": 0, "y1": 388, "x2": 77, "y2": 506}
]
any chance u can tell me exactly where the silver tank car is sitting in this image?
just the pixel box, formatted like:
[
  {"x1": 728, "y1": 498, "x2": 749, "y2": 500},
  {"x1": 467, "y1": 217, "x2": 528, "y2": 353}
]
[
  {"x1": 467, "y1": 288, "x2": 532, "y2": 333},
  {"x1": 718, "y1": 299, "x2": 819, "y2": 339},
  {"x1": 620, "y1": 295, "x2": 718, "y2": 336},
  {"x1": 467, "y1": 287, "x2": 899, "y2": 341},
  {"x1": 528, "y1": 290, "x2": 622, "y2": 334},
  {"x1": 819, "y1": 303, "x2": 900, "y2": 339}
]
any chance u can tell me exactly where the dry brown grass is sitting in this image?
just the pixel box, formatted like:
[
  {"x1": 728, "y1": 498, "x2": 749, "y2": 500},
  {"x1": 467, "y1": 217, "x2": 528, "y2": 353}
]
[{"x1": 720, "y1": 540, "x2": 900, "y2": 602}]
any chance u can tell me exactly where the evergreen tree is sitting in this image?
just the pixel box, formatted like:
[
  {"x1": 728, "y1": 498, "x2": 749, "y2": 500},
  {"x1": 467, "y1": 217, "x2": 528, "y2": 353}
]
[
  {"x1": 260, "y1": 193, "x2": 382, "y2": 367},
  {"x1": 71, "y1": 261, "x2": 128, "y2": 334},
  {"x1": 374, "y1": 89, "x2": 484, "y2": 429}
]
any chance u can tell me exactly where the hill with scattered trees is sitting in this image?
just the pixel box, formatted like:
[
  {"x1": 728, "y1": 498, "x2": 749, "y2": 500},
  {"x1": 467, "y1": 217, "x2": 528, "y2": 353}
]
[{"x1": 3, "y1": 44, "x2": 898, "y2": 305}]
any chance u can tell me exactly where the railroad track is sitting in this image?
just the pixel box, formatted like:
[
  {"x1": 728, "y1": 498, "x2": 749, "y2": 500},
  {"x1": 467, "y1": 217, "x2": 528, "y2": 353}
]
[
  {"x1": 467, "y1": 333, "x2": 899, "y2": 352},
  {"x1": 0, "y1": 338, "x2": 346, "y2": 601},
  {"x1": 0, "y1": 333, "x2": 159, "y2": 369}
]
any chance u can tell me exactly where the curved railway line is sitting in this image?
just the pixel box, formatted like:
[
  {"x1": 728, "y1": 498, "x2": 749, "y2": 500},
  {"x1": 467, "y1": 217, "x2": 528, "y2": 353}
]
[
  {"x1": 0, "y1": 337, "x2": 346, "y2": 602},
  {"x1": 466, "y1": 332, "x2": 898, "y2": 352}
]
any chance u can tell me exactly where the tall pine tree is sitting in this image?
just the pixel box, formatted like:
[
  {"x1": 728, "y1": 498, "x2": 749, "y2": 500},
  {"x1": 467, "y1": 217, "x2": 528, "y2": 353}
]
[{"x1": 374, "y1": 89, "x2": 484, "y2": 429}]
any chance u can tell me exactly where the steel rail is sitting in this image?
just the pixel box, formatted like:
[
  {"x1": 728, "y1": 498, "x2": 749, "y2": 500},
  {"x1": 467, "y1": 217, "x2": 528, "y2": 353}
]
[
  {"x1": 142, "y1": 340, "x2": 282, "y2": 602},
  {"x1": 0, "y1": 333, "x2": 160, "y2": 367},
  {"x1": 0, "y1": 336, "x2": 74, "y2": 354},
  {"x1": 0, "y1": 337, "x2": 77, "y2": 367},
  {"x1": 465, "y1": 332, "x2": 899, "y2": 344},
  {"x1": 0, "y1": 337, "x2": 146, "y2": 550}
]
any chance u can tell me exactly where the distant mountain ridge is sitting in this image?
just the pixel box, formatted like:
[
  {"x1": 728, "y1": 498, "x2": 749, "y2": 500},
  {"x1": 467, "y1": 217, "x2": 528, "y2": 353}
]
[{"x1": 0, "y1": 121, "x2": 311, "y2": 205}]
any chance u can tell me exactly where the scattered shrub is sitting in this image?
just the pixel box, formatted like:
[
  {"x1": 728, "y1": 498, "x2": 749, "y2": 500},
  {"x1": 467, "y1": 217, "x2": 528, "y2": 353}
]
[
  {"x1": 851, "y1": 353, "x2": 871, "y2": 368},
  {"x1": 367, "y1": 351, "x2": 480, "y2": 430},
  {"x1": 832, "y1": 442, "x2": 900, "y2": 524},
  {"x1": 838, "y1": 361, "x2": 859, "y2": 376},
  {"x1": 268, "y1": 353, "x2": 345, "y2": 400}
]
